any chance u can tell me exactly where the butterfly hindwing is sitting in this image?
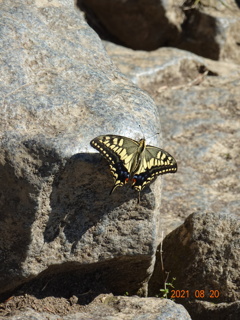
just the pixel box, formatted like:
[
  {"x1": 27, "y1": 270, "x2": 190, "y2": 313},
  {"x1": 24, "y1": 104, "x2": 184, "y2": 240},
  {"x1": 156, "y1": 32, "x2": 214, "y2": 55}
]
[
  {"x1": 90, "y1": 134, "x2": 177, "y2": 194},
  {"x1": 132, "y1": 145, "x2": 177, "y2": 191}
]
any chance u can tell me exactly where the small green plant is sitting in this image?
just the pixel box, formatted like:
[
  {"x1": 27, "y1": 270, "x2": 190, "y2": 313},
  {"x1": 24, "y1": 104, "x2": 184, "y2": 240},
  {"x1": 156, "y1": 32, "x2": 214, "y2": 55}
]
[
  {"x1": 160, "y1": 277, "x2": 176, "y2": 299},
  {"x1": 158, "y1": 231, "x2": 176, "y2": 299}
]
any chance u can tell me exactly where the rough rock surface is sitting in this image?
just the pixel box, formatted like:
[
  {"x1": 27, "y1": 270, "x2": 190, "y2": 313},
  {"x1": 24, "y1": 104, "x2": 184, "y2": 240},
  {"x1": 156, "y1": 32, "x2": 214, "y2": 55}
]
[
  {"x1": 1, "y1": 0, "x2": 239, "y2": 319},
  {"x1": 185, "y1": 300, "x2": 240, "y2": 320},
  {"x1": 0, "y1": 0, "x2": 166, "y2": 300},
  {"x1": 1, "y1": 294, "x2": 191, "y2": 320},
  {"x1": 78, "y1": 0, "x2": 240, "y2": 63},
  {"x1": 149, "y1": 212, "x2": 240, "y2": 301},
  {"x1": 105, "y1": 43, "x2": 240, "y2": 235},
  {"x1": 105, "y1": 43, "x2": 240, "y2": 319},
  {"x1": 148, "y1": 212, "x2": 240, "y2": 320}
]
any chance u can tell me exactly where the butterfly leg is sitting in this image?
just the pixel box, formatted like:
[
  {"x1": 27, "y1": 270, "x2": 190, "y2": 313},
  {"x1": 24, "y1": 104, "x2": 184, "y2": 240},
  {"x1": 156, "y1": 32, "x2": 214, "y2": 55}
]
[{"x1": 137, "y1": 191, "x2": 141, "y2": 204}]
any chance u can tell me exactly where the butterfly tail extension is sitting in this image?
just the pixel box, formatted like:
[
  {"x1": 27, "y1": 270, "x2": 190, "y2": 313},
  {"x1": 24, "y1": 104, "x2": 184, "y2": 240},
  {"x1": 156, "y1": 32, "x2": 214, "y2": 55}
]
[{"x1": 109, "y1": 182, "x2": 122, "y2": 195}]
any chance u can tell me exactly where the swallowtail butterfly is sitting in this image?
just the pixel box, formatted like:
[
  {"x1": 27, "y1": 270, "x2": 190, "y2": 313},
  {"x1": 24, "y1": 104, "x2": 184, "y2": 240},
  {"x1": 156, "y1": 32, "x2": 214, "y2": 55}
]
[{"x1": 90, "y1": 135, "x2": 177, "y2": 194}]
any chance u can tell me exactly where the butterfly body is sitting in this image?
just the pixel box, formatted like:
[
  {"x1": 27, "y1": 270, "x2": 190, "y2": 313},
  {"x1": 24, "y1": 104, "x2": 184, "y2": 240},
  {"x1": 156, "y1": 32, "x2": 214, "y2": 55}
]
[{"x1": 90, "y1": 135, "x2": 177, "y2": 194}]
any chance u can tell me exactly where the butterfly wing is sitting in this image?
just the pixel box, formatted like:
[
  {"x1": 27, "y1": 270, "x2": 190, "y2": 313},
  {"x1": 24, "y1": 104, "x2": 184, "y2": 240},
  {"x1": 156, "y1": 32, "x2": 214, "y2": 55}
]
[
  {"x1": 132, "y1": 145, "x2": 178, "y2": 192},
  {"x1": 90, "y1": 135, "x2": 139, "y2": 193}
]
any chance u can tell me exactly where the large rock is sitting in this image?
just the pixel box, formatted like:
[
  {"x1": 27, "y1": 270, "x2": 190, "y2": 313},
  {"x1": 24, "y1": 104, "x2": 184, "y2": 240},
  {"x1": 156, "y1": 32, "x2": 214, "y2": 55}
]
[
  {"x1": 184, "y1": 300, "x2": 240, "y2": 320},
  {"x1": 104, "y1": 42, "x2": 240, "y2": 319},
  {"x1": 78, "y1": 0, "x2": 182, "y2": 51},
  {"x1": 1, "y1": 0, "x2": 239, "y2": 319},
  {"x1": 149, "y1": 212, "x2": 240, "y2": 319},
  {"x1": 104, "y1": 43, "x2": 240, "y2": 235},
  {"x1": 0, "y1": 0, "x2": 167, "y2": 298},
  {"x1": 79, "y1": 0, "x2": 240, "y2": 63},
  {"x1": 1, "y1": 294, "x2": 191, "y2": 320}
]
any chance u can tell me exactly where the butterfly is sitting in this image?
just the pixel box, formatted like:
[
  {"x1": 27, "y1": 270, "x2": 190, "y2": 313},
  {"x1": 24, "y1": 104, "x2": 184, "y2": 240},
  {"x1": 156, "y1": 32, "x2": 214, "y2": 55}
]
[{"x1": 90, "y1": 135, "x2": 177, "y2": 195}]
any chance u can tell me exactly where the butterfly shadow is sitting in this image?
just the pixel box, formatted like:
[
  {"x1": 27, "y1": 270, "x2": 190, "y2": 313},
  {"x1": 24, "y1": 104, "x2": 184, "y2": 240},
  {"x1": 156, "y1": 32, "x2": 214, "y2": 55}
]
[{"x1": 43, "y1": 152, "x2": 147, "y2": 245}]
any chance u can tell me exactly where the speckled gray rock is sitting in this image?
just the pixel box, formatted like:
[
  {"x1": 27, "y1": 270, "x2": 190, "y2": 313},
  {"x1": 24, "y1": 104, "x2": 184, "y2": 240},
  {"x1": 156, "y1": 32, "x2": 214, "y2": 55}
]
[
  {"x1": 104, "y1": 43, "x2": 240, "y2": 234},
  {"x1": 104, "y1": 42, "x2": 240, "y2": 87},
  {"x1": 5, "y1": 295, "x2": 192, "y2": 320},
  {"x1": 103, "y1": 42, "x2": 240, "y2": 320},
  {"x1": 0, "y1": 0, "x2": 167, "y2": 297}
]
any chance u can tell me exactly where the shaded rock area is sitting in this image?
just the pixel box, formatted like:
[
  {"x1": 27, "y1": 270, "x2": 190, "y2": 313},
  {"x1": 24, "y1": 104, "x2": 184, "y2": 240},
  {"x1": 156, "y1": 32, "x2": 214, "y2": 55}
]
[
  {"x1": 78, "y1": 0, "x2": 240, "y2": 63},
  {"x1": 184, "y1": 300, "x2": 240, "y2": 320},
  {"x1": 1, "y1": 295, "x2": 191, "y2": 320}
]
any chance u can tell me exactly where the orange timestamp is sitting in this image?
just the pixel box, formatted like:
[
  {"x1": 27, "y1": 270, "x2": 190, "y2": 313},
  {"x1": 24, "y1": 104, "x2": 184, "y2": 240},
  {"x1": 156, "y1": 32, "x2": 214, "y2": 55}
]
[{"x1": 170, "y1": 289, "x2": 220, "y2": 299}]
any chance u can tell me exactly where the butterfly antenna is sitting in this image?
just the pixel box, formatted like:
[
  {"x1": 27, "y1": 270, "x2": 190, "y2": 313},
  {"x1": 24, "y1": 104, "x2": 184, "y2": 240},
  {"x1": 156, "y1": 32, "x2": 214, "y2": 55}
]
[
  {"x1": 138, "y1": 124, "x2": 145, "y2": 139},
  {"x1": 138, "y1": 123, "x2": 160, "y2": 141},
  {"x1": 148, "y1": 132, "x2": 160, "y2": 140}
]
